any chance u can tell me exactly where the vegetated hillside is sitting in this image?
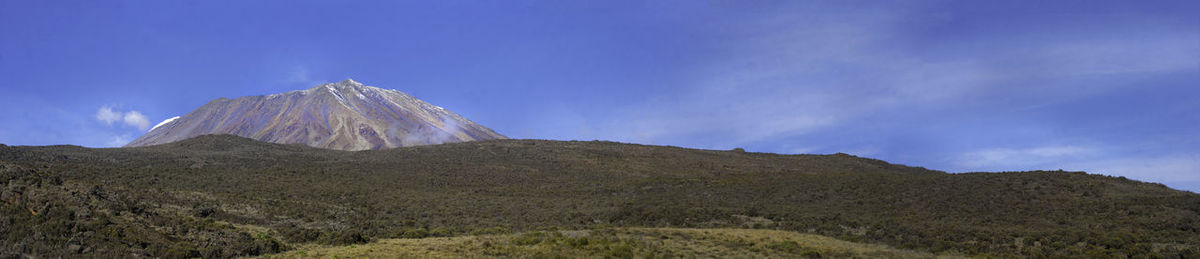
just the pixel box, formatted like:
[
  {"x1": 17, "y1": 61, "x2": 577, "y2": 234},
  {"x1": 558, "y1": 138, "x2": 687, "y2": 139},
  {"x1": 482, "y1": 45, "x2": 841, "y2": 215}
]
[{"x1": 2, "y1": 135, "x2": 1198, "y2": 257}]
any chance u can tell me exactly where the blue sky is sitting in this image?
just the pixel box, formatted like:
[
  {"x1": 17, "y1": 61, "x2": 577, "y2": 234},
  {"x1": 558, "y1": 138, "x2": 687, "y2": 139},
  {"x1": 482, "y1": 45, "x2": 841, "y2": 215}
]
[{"x1": 1, "y1": 1, "x2": 1198, "y2": 191}]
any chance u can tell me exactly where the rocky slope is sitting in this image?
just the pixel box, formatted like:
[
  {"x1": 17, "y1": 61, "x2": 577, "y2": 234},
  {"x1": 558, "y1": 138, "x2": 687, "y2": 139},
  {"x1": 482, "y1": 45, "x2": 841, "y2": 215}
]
[{"x1": 125, "y1": 79, "x2": 505, "y2": 150}]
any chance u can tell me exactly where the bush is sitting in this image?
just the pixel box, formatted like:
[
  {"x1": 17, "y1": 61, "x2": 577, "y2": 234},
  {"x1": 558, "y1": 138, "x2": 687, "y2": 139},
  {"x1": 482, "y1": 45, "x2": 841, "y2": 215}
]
[
  {"x1": 510, "y1": 231, "x2": 549, "y2": 245},
  {"x1": 604, "y1": 242, "x2": 635, "y2": 258},
  {"x1": 471, "y1": 227, "x2": 512, "y2": 235},
  {"x1": 429, "y1": 227, "x2": 453, "y2": 237},
  {"x1": 319, "y1": 230, "x2": 369, "y2": 245},
  {"x1": 279, "y1": 226, "x2": 322, "y2": 243},
  {"x1": 401, "y1": 228, "x2": 429, "y2": 239}
]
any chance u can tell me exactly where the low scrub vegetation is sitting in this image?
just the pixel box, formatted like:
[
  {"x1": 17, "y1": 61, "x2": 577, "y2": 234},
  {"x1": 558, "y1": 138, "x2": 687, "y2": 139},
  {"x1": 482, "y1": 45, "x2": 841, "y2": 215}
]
[
  {"x1": 264, "y1": 228, "x2": 948, "y2": 258},
  {"x1": 2, "y1": 135, "x2": 1198, "y2": 257}
]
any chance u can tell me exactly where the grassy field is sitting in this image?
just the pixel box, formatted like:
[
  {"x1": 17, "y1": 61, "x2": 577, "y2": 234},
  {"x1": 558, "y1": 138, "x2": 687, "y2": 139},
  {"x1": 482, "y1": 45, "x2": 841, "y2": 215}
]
[{"x1": 261, "y1": 228, "x2": 957, "y2": 258}]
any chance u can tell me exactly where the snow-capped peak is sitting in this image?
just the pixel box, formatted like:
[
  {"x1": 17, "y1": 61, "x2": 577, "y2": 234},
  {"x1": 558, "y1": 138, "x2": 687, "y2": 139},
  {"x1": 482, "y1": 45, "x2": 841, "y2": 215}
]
[{"x1": 124, "y1": 79, "x2": 507, "y2": 149}]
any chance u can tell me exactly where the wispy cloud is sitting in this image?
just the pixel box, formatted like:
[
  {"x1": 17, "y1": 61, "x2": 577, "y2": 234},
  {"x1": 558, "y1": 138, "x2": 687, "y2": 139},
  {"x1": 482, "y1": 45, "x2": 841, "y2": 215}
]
[
  {"x1": 602, "y1": 89, "x2": 838, "y2": 149},
  {"x1": 285, "y1": 66, "x2": 326, "y2": 87},
  {"x1": 105, "y1": 134, "x2": 133, "y2": 147},
  {"x1": 949, "y1": 144, "x2": 1200, "y2": 191},
  {"x1": 588, "y1": 5, "x2": 992, "y2": 149},
  {"x1": 582, "y1": 3, "x2": 1198, "y2": 166},
  {"x1": 1082, "y1": 154, "x2": 1200, "y2": 181},
  {"x1": 955, "y1": 145, "x2": 1100, "y2": 170},
  {"x1": 1035, "y1": 34, "x2": 1200, "y2": 77},
  {"x1": 1077, "y1": 154, "x2": 1200, "y2": 191}
]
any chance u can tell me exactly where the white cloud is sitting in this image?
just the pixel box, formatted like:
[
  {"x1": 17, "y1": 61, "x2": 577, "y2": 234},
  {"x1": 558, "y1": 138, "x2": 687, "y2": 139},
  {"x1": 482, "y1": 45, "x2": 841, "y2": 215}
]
[
  {"x1": 95, "y1": 106, "x2": 152, "y2": 131},
  {"x1": 123, "y1": 111, "x2": 150, "y2": 131},
  {"x1": 95, "y1": 106, "x2": 122, "y2": 125}
]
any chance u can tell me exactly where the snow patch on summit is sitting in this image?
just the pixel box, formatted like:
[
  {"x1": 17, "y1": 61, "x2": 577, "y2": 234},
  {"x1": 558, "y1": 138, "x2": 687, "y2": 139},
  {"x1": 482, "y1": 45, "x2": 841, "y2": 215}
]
[{"x1": 149, "y1": 116, "x2": 180, "y2": 132}]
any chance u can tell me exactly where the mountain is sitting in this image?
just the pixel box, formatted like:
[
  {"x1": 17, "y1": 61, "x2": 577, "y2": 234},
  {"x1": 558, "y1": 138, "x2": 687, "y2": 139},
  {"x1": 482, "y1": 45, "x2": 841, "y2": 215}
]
[
  {"x1": 125, "y1": 79, "x2": 505, "y2": 150},
  {"x1": 3, "y1": 135, "x2": 1199, "y2": 257}
]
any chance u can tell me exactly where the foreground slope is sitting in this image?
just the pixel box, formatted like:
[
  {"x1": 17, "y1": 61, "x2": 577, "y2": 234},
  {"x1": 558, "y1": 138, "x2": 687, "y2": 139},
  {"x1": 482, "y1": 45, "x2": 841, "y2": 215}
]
[
  {"x1": 2, "y1": 135, "x2": 1199, "y2": 257},
  {"x1": 266, "y1": 228, "x2": 953, "y2": 258},
  {"x1": 125, "y1": 79, "x2": 505, "y2": 150}
]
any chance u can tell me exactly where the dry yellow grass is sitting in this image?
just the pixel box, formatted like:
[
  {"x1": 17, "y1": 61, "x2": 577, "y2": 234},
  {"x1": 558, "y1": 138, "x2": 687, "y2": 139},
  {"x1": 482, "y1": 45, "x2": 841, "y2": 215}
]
[{"x1": 256, "y1": 228, "x2": 966, "y2": 258}]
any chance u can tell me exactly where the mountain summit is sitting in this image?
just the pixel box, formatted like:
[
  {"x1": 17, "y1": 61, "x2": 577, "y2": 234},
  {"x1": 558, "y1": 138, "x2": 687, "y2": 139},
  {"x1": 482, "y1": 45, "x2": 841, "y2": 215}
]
[{"x1": 125, "y1": 79, "x2": 505, "y2": 150}]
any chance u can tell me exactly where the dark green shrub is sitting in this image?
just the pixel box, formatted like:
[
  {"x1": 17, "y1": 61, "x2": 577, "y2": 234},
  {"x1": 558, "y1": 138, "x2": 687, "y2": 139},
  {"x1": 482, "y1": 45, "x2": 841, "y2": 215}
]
[
  {"x1": 318, "y1": 230, "x2": 369, "y2": 245},
  {"x1": 604, "y1": 242, "x2": 635, "y2": 258},
  {"x1": 429, "y1": 227, "x2": 453, "y2": 237},
  {"x1": 401, "y1": 228, "x2": 429, "y2": 239},
  {"x1": 470, "y1": 227, "x2": 511, "y2": 235},
  {"x1": 278, "y1": 226, "x2": 321, "y2": 243}
]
